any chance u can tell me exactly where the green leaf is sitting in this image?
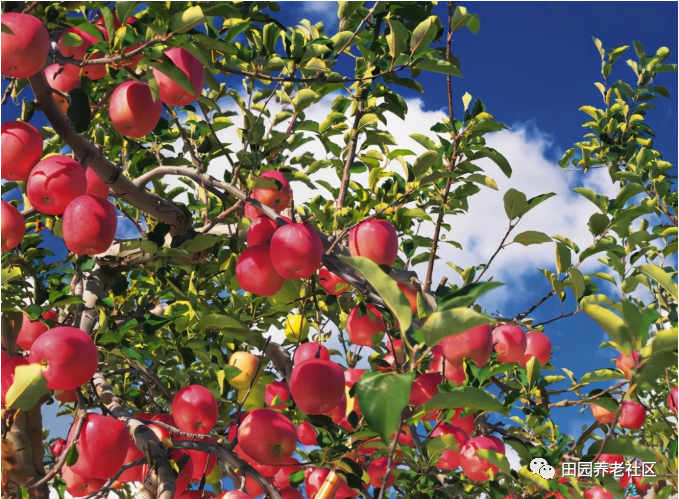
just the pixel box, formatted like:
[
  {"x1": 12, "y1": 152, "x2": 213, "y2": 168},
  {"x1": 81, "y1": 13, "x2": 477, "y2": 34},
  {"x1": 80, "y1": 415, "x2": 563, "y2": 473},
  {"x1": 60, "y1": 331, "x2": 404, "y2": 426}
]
[
  {"x1": 337, "y1": 1, "x2": 362, "y2": 22},
  {"x1": 584, "y1": 305, "x2": 632, "y2": 353},
  {"x1": 342, "y1": 256, "x2": 412, "y2": 334},
  {"x1": 2, "y1": 23, "x2": 14, "y2": 35},
  {"x1": 386, "y1": 19, "x2": 408, "y2": 60},
  {"x1": 441, "y1": 281, "x2": 504, "y2": 309},
  {"x1": 66, "y1": 442, "x2": 79, "y2": 466},
  {"x1": 412, "y1": 151, "x2": 439, "y2": 178},
  {"x1": 574, "y1": 187, "x2": 608, "y2": 213},
  {"x1": 555, "y1": 242, "x2": 571, "y2": 274},
  {"x1": 476, "y1": 449, "x2": 511, "y2": 475},
  {"x1": 651, "y1": 328, "x2": 678, "y2": 356},
  {"x1": 413, "y1": 57, "x2": 462, "y2": 76},
  {"x1": 4, "y1": 363, "x2": 49, "y2": 411},
  {"x1": 292, "y1": 89, "x2": 318, "y2": 112},
  {"x1": 330, "y1": 31, "x2": 353, "y2": 54},
  {"x1": 356, "y1": 113, "x2": 379, "y2": 131},
  {"x1": 355, "y1": 372, "x2": 414, "y2": 443},
  {"x1": 67, "y1": 89, "x2": 91, "y2": 134},
  {"x1": 410, "y1": 16, "x2": 438, "y2": 57},
  {"x1": 526, "y1": 192, "x2": 556, "y2": 212},
  {"x1": 475, "y1": 147, "x2": 512, "y2": 178},
  {"x1": 588, "y1": 213, "x2": 610, "y2": 237},
  {"x1": 170, "y1": 5, "x2": 205, "y2": 34},
  {"x1": 424, "y1": 386, "x2": 506, "y2": 414},
  {"x1": 196, "y1": 314, "x2": 247, "y2": 332},
  {"x1": 525, "y1": 356, "x2": 540, "y2": 388},
  {"x1": 422, "y1": 307, "x2": 492, "y2": 346},
  {"x1": 60, "y1": 31, "x2": 84, "y2": 48},
  {"x1": 587, "y1": 437, "x2": 656, "y2": 462},
  {"x1": 569, "y1": 268, "x2": 586, "y2": 300},
  {"x1": 147, "y1": 56, "x2": 195, "y2": 97},
  {"x1": 513, "y1": 231, "x2": 552, "y2": 246},
  {"x1": 115, "y1": 1, "x2": 137, "y2": 23},
  {"x1": 637, "y1": 264, "x2": 678, "y2": 300},
  {"x1": 503, "y1": 188, "x2": 528, "y2": 220},
  {"x1": 518, "y1": 465, "x2": 551, "y2": 490},
  {"x1": 580, "y1": 369, "x2": 626, "y2": 383}
]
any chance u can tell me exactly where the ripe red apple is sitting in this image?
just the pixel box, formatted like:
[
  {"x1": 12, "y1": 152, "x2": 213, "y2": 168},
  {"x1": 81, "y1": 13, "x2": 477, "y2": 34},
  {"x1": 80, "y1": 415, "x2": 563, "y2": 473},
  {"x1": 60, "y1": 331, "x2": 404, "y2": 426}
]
[
  {"x1": 58, "y1": 26, "x2": 100, "y2": 61},
  {"x1": 237, "y1": 409, "x2": 297, "y2": 465},
  {"x1": 55, "y1": 389, "x2": 79, "y2": 403},
  {"x1": 1, "y1": 201, "x2": 25, "y2": 251},
  {"x1": 279, "y1": 488, "x2": 304, "y2": 499},
  {"x1": 294, "y1": 342, "x2": 330, "y2": 365},
  {"x1": 44, "y1": 63, "x2": 82, "y2": 112},
  {"x1": 265, "y1": 380, "x2": 290, "y2": 409},
  {"x1": 16, "y1": 309, "x2": 58, "y2": 351},
  {"x1": 28, "y1": 326, "x2": 98, "y2": 390},
  {"x1": 669, "y1": 386, "x2": 678, "y2": 414},
  {"x1": 346, "y1": 304, "x2": 386, "y2": 346},
  {"x1": 367, "y1": 456, "x2": 396, "y2": 488},
  {"x1": 68, "y1": 413, "x2": 129, "y2": 479},
  {"x1": 270, "y1": 223, "x2": 323, "y2": 279},
  {"x1": 325, "y1": 394, "x2": 347, "y2": 424},
  {"x1": 172, "y1": 384, "x2": 219, "y2": 435},
  {"x1": 177, "y1": 435, "x2": 217, "y2": 482},
  {"x1": 615, "y1": 351, "x2": 640, "y2": 380},
  {"x1": 168, "y1": 450, "x2": 194, "y2": 494},
  {"x1": 409, "y1": 372, "x2": 443, "y2": 407},
  {"x1": 62, "y1": 466, "x2": 105, "y2": 497},
  {"x1": 318, "y1": 268, "x2": 350, "y2": 295},
  {"x1": 244, "y1": 474, "x2": 272, "y2": 497},
  {"x1": 2, "y1": 356, "x2": 29, "y2": 406},
  {"x1": 27, "y1": 155, "x2": 87, "y2": 216},
  {"x1": 62, "y1": 195, "x2": 118, "y2": 255},
  {"x1": 596, "y1": 454, "x2": 625, "y2": 475},
  {"x1": 451, "y1": 409, "x2": 475, "y2": 438},
  {"x1": 273, "y1": 457, "x2": 302, "y2": 488},
  {"x1": 1, "y1": 13, "x2": 50, "y2": 78},
  {"x1": 492, "y1": 325, "x2": 527, "y2": 363},
  {"x1": 430, "y1": 424, "x2": 469, "y2": 470},
  {"x1": 109, "y1": 80, "x2": 162, "y2": 138},
  {"x1": 251, "y1": 171, "x2": 291, "y2": 213},
  {"x1": 430, "y1": 346, "x2": 466, "y2": 385},
  {"x1": 289, "y1": 359, "x2": 345, "y2": 415},
  {"x1": 618, "y1": 401, "x2": 645, "y2": 430},
  {"x1": 620, "y1": 470, "x2": 649, "y2": 496},
  {"x1": 460, "y1": 435, "x2": 505, "y2": 482},
  {"x1": 85, "y1": 167, "x2": 109, "y2": 198},
  {"x1": 219, "y1": 492, "x2": 253, "y2": 499},
  {"x1": 1, "y1": 120, "x2": 43, "y2": 180},
  {"x1": 152, "y1": 47, "x2": 204, "y2": 106},
  {"x1": 50, "y1": 438, "x2": 66, "y2": 456},
  {"x1": 236, "y1": 244, "x2": 285, "y2": 296},
  {"x1": 590, "y1": 401, "x2": 617, "y2": 424},
  {"x1": 247, "y1": 217, "x2": 278, "y2": 246},
  {"x1": 584, "y1": 486, "x2": 613, "y2": 499},
  {"x1": 77, "y1": 53, "x2": 108, "y2": 81},
  {"x1": 441, "y1": 324, "x2": 493, "y2": 368},
  {"x1": 236, "y1": 445, "x2": 281, "y2": 477},
  {"x1": 296, "y1": 421, "x2": 317, "y2": 446},
  {"x1": 519, "y1": 332, "x2": 552, "y2": 367},
  {"x1": 344, "y1": 368, "x2": 366, "y2": 388},
  {"x1": 117, "y1": 435, "x2": 144, "y2": 483},
  {"x1": 349, "y1": 218, "x2": 398, "y2": 266},
  {"x1": 305, "y1": 467, "x2": 358, "y2": 499},
  {"x1": 178, "y1": 491, "x2": 216, "y2": 499}
]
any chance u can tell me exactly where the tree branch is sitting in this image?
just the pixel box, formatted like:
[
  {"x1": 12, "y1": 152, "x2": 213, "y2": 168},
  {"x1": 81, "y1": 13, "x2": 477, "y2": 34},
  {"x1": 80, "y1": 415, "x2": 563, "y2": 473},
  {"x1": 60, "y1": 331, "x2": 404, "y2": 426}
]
[{"x1": 336, "y1": 109, "x2": 364, "y2": 210}]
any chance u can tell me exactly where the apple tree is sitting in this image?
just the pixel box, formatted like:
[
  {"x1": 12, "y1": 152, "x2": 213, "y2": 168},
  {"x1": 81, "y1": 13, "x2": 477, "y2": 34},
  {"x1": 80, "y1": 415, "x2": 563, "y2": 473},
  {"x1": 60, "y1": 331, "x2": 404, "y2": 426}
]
[{"x1": 1, "y1": 2, "x2": 677, "y2": 499}]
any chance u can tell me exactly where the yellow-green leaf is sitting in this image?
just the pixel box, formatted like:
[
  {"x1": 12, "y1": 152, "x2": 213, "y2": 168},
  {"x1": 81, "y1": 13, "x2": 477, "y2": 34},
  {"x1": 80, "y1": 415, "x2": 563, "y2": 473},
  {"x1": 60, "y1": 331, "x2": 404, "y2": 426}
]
[{"x1": 5, "y1": 363, "x2": 49, "y2": 411}]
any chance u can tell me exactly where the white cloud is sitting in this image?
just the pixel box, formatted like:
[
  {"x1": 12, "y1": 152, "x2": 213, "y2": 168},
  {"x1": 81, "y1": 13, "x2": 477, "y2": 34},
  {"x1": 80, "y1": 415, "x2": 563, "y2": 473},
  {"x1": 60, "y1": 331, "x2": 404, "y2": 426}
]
[{"x1": 299, "y1": 1, "x2": 339, "y2": 28}]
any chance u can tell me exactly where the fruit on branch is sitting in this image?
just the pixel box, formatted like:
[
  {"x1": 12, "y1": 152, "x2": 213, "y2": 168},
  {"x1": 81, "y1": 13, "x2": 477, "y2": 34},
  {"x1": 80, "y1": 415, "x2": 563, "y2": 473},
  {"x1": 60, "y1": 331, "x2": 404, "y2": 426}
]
[
  {"x1": 219, "y1": 492, "x2": 253, "y2": 499},
  {"x1": 152, "y1": 47, "x2": 205, "y2": 106},
  {"x1": 617, "y1": 401, "x2": 646, "y2": 429},
  {"x1": 44, "y1": 64, "x2": 82, "y2": 113},
  {"x1": 367, "y1": 456, "x2": 396, "y2": 488},
  {"x1": 85, "y1": 167, "x2": 109, "y2": 198},
  {"x1": 590, "y1": 400, "x2": 617, "y2": 424},
  {"x1": 228, "y1": 351, "x2": 262, "y2": 389},
  {"x1": 243, "y1": 474, "x2": 273, "y2": 497},
  {"x1": 15, "y1": 309, "x2": 58, "y2": 351},
  {"x1": 50, "y1": 438, "x2": 66, "y2": 456},
  {"x1": 430, "y1": 424, "x2": 469, "y2": 470},
  {"x1": 1, "y1": 201, "x2": 25, "y2": 251},
  {"x1": 397, "y1": 282, "x2": 419, "y2": 313},
  {"x1": 290, "y1": 358, "x2": 345, "y2": 414},
  {"x1": 68, "y1": 413, "x2": 129, "y2": 480},
  {"x1": 346, "y1": 304, "x2": 386, "y2": 346},
  {"x1": 441, "y1": 324, "x2": 493, "y2": 368},
  {"x1": 409, "y1": 372, "x2": 443, "y2": 407},
  {"x1": 270, "y1": 223, "x2": 323, "y2": 279},
  {"x1": 318, "y1": 268, "x2": 350, "y2": 296},
  {"x1": 109, "y1": 80, "x2": 163, "y2": 138},
  {"x1": 62, "y1": 195, "x2": 118, "y2": 255},
  {"x1": 584, "y1": 486, "x2": 614, "y2": 499},
  {"x1": 284, "y1": 314, "x2": 310, "y2": 342},
  {"x1": 619, "y1": 471, "x2": 649, "y2": 496},
  {"x1": 615, "y1": 351, "x2": 640, "y2": 380},
  {"x1": 1, "y1": 356, "x2": 29, "y2": 407},
  {"x1": 349, "y1": 218, "x2": 398, "y2": 266},
  {"x1": 176, "y1": 435, "x2": 218, "y2": 482},
  {"x1": 1, "y1": 120, "x2": 43, "y2": 181},
  {"x1": 430, "y1": 346, "x2": 466, "y2": 385},
  {"x1": 26, "y1": 155, "x2": 87, "y2": 216},
  {"x1": 293, "y1": 341, "x2": 330, "y2": 365},
  {"x1": 670, "y1": 386, "x2": 678, "y2": 414},
  {"x1": 596, "y1": 454, "x2": 625, "y2": 475},
  {"x1": 172, "y1": 384, "x2": 219, "y2": 434},
  {"x1": 28, "y1": 326, "x2": 98, "y2": 390},
  {"x1": 492, "y1": 325, "x2": 527, "y2": 363},
  {"x1": 247, "y1": 216, "x2": 278, "y2": 246},
  {"x1": 305, "y1": 467, "x2": 358, "y2": 499},
  {"x1": 344, "y1": 368, "x2": 366, "y2": 388},
  {"x1": 62, "y1": 466, "x2": 105, "y2": 497},
  {"x1": 251, "y1": 171, "x2": 292, "y2": 214},
  {"x1": 236, "y1": 446, "x2": 281, "y2": 476},
  {"x1": 325, "y1": 394, "x2": 347, "y2": 424},
  {"x1": 236, "y1": 244, "x2": 285, "y2": 296},
  {"x1": 1, "y1": 13, "x2": 50, "y2": 78},
  {"x1": 117, "y1": 435, "x2": 144, "y2": 483},
  {"x1": 385, "y1": 338, "x2": 406, "y2": 366},
  {"x1": 279, "y1": 488, "x2": 304, "y2": 499},
  {"x1": 58, "y1": 26, "x2": 101, "y2": 61},
  {"x1": 518, "y1": 332, "x2": 552, "y2": 367},
  {"x1": 459, "y1": 435, "x2": 505, "y2": 482},
  {"x1": 237, "y1": 408, "x2": 297, "y2": 465},
  {"x1": 265, "y1": 380, "x2": 290, "y2": 409},
  {"x1": 272, "y1": 457, "x2": 302, "y2": 489},
  {"x1": 450, "y1": 408, "x2": 475, "y2": 439},
  {"x1": 55, "y1": 389, "x2": 79, "y2": 403},
  {"x1": 296, "y1": 421, "x2": 317, "y2": 446},
  {"x1": 166, "y1": 450, "x2": 194, "y2": 494}
]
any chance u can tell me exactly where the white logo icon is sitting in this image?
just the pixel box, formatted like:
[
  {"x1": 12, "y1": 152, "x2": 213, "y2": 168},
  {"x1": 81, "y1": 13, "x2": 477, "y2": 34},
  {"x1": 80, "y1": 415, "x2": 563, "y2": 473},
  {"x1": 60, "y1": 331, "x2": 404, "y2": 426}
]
[{"x1": 530, "y1": 458, "x2": 556, "y2": 479}]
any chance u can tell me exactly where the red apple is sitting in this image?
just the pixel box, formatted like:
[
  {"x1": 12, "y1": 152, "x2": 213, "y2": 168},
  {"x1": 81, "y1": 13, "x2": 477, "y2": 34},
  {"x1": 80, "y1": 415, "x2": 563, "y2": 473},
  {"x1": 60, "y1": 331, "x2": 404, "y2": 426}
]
[
  {"x1": 28, "y1": 326, "x2": 98, "y2": 390},
  {"x1": 615, "y1": 351, "x2": 639, "y2": 380},
  {"x1": 590, "y1": 401, "x2": 617, "y2": 424},
  {"x1": 430, "y1": 346, "x2": 466, "y2": 385},
  {"x1": 68, "y1": 413, "x2": 129, "y2": 479},
  {"x1": 584, "y1": 486, "x2": 613, "y2": 499},
  {"x1": 450, "y1": 409, "x2": 475, "y2": 438},
  {"x1": 305, "y1": 467, "x2": 358, "y2": 499},
  {"x1": 117, "y1": 435, "x2": 144, "y2": 483},
  {"x1": 296, "y1": 421, "x2": 317, "y2": 446},
  {"x1": 44, "y1": 63, "x2": 82, "y2": 112},
  {"x1": 50, "y1": 438, "x2": 66, "y2": 456},
  {"x1": 58, "y1": 26, "x2": 101, "y2": 61},
  {"x1": 349, "y1": 218, "x2": 398, "y2": 266},
  {"x1": 325, "y1": 394, "x2": 347, "y2": 424},
  {"x1": 152, "y1": 47, "x2": 204, "y2": 106},
  {"x1": 219, "y1": 492, "x2": 253, "y2": 499},
  {"x1": 236, "y1": 244, "x2": 285, "y2": 296},
  {"x1": 492, "y1": 325, "x2": 527, "y2": 363},
  {"x1": 519, "y1": 332, "x2": 552, "y2": 367},
  {"x1": 2, "y1": 356, "x2": 29, "y2": 406},
  {"x1": 247, "y1": 216, "x2": 278, "y2": 246},
  {"x1": 1, "y1": 120, "x2": 43, "y2": 180},
  {"x1": 27, "y1": 155, "x2": 87, "y2": 215},
  {"x1": 318, "y1": 268, "x2": 350, "y2": 295},
  {"x1": 367, "y1": 456, "x2": 396, "y2": 488},
  {"x1": 244, "y1": 474, "x2": 272, "y2": 497},
  {"x1": 85, "y1": 167, "x2": 109, "y2": 198},
  {"x1": 62, "y1": 195, "x2": 118, "y2": 255},
  {"x1": 279, "y1": 488, "x2": 304, "y2": 499},
  {"x1": 346, "y1": 304, "x2": 386, "y2": 347},
  {"x1": 618, "y1": 401, "x2": 645, "y2": 430},
  {"x1": 265, "y1": 380, "x2": 290, "y2": 409},
  {"x1": 397, "y1": 283, "x2": 418, "y2": 313},
  {"x1": 273, "y1": 458, "x2": 302, "y2": 488},
  {"x1": 620, "y1": 470, "x2": 649, "y2": 496},
  {"x1": 169, "y1": 450, "x2": 194, "y2": 494},
  {"x1": 294, "y1": 342, "x2": 330, "y2": 365},
  {"x1": 409, "y1": 372, "x2": 443, "y2": 407},
  {"x1": 289, "y1": 359, "x2": 345, "y2": 415},
  {"x1": 172, "y1": 384, "x2": 219, "y2": 435},
  {"x1": 178, "y1": 491, "x2": 216, "y2": 499},
  {"x1": 1, "y1": 13, "x2": 50, "y2": 78},
  {"x1": 177, "y1": 435, "x2": 217, "y2": 482},
  {"x1": 460, "y1": 436, "x2": 505, "y2": 482},
  {"x1": 61, "y1": 466, "x2": 105, "y2": 497},
  {"x1": 344, "y1": 368, "x2": 366, "y2": 388},
  {"x1": 669, "y1": 386, "x2": 678, "y2": 414},
  {"x1": 237, "y1": 409, "x2": 297, "y2": 465},
  {"x1": 596, "y1": 454, "x2": 625, "y2": 475},
  {"x1": 251, "y1": 171, "x2": 291, "y2": 213},
  {"x1": 55, "y1": 389, "x2": 79, "y2": 403},
  {"x1": 1, "y1": 201, "x2": 25, "y2": 251},
  {"x1": 109, "y1": 80, "x2": 162, "y2": 138},
  {"x1": 430, "y1": 424, "x2": 469, "y2": 470},
  {"x1": 270, "y1": 223, "x2": 323, "y2": 279},
  {"x1": 77, "y1": 53, "x2": 108, "y2": 81},
  {"x1": 441, "y1": 324, "x2": 493, "y2": 368},
  {"x1": 16, "y1": 309, "x2": 58, "y2": 351},
  {"x1": 236, "y1": 445, "x2": 281, "y2": 477}
]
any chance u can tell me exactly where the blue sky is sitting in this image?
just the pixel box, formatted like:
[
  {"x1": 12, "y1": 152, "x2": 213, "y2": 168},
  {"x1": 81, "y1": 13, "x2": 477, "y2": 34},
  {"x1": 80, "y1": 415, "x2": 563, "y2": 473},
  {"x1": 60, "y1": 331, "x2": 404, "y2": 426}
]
[{"x1": 3, "y1": 0, "x2": 678, "y2": 472}]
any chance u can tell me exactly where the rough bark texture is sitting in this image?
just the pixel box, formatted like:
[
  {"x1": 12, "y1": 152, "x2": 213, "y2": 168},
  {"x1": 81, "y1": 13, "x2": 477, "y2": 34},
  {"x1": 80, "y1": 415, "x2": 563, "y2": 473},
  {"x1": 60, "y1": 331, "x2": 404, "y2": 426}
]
[{"x1": 3, "y1": 407, "x2": 49, "y2": 498}]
